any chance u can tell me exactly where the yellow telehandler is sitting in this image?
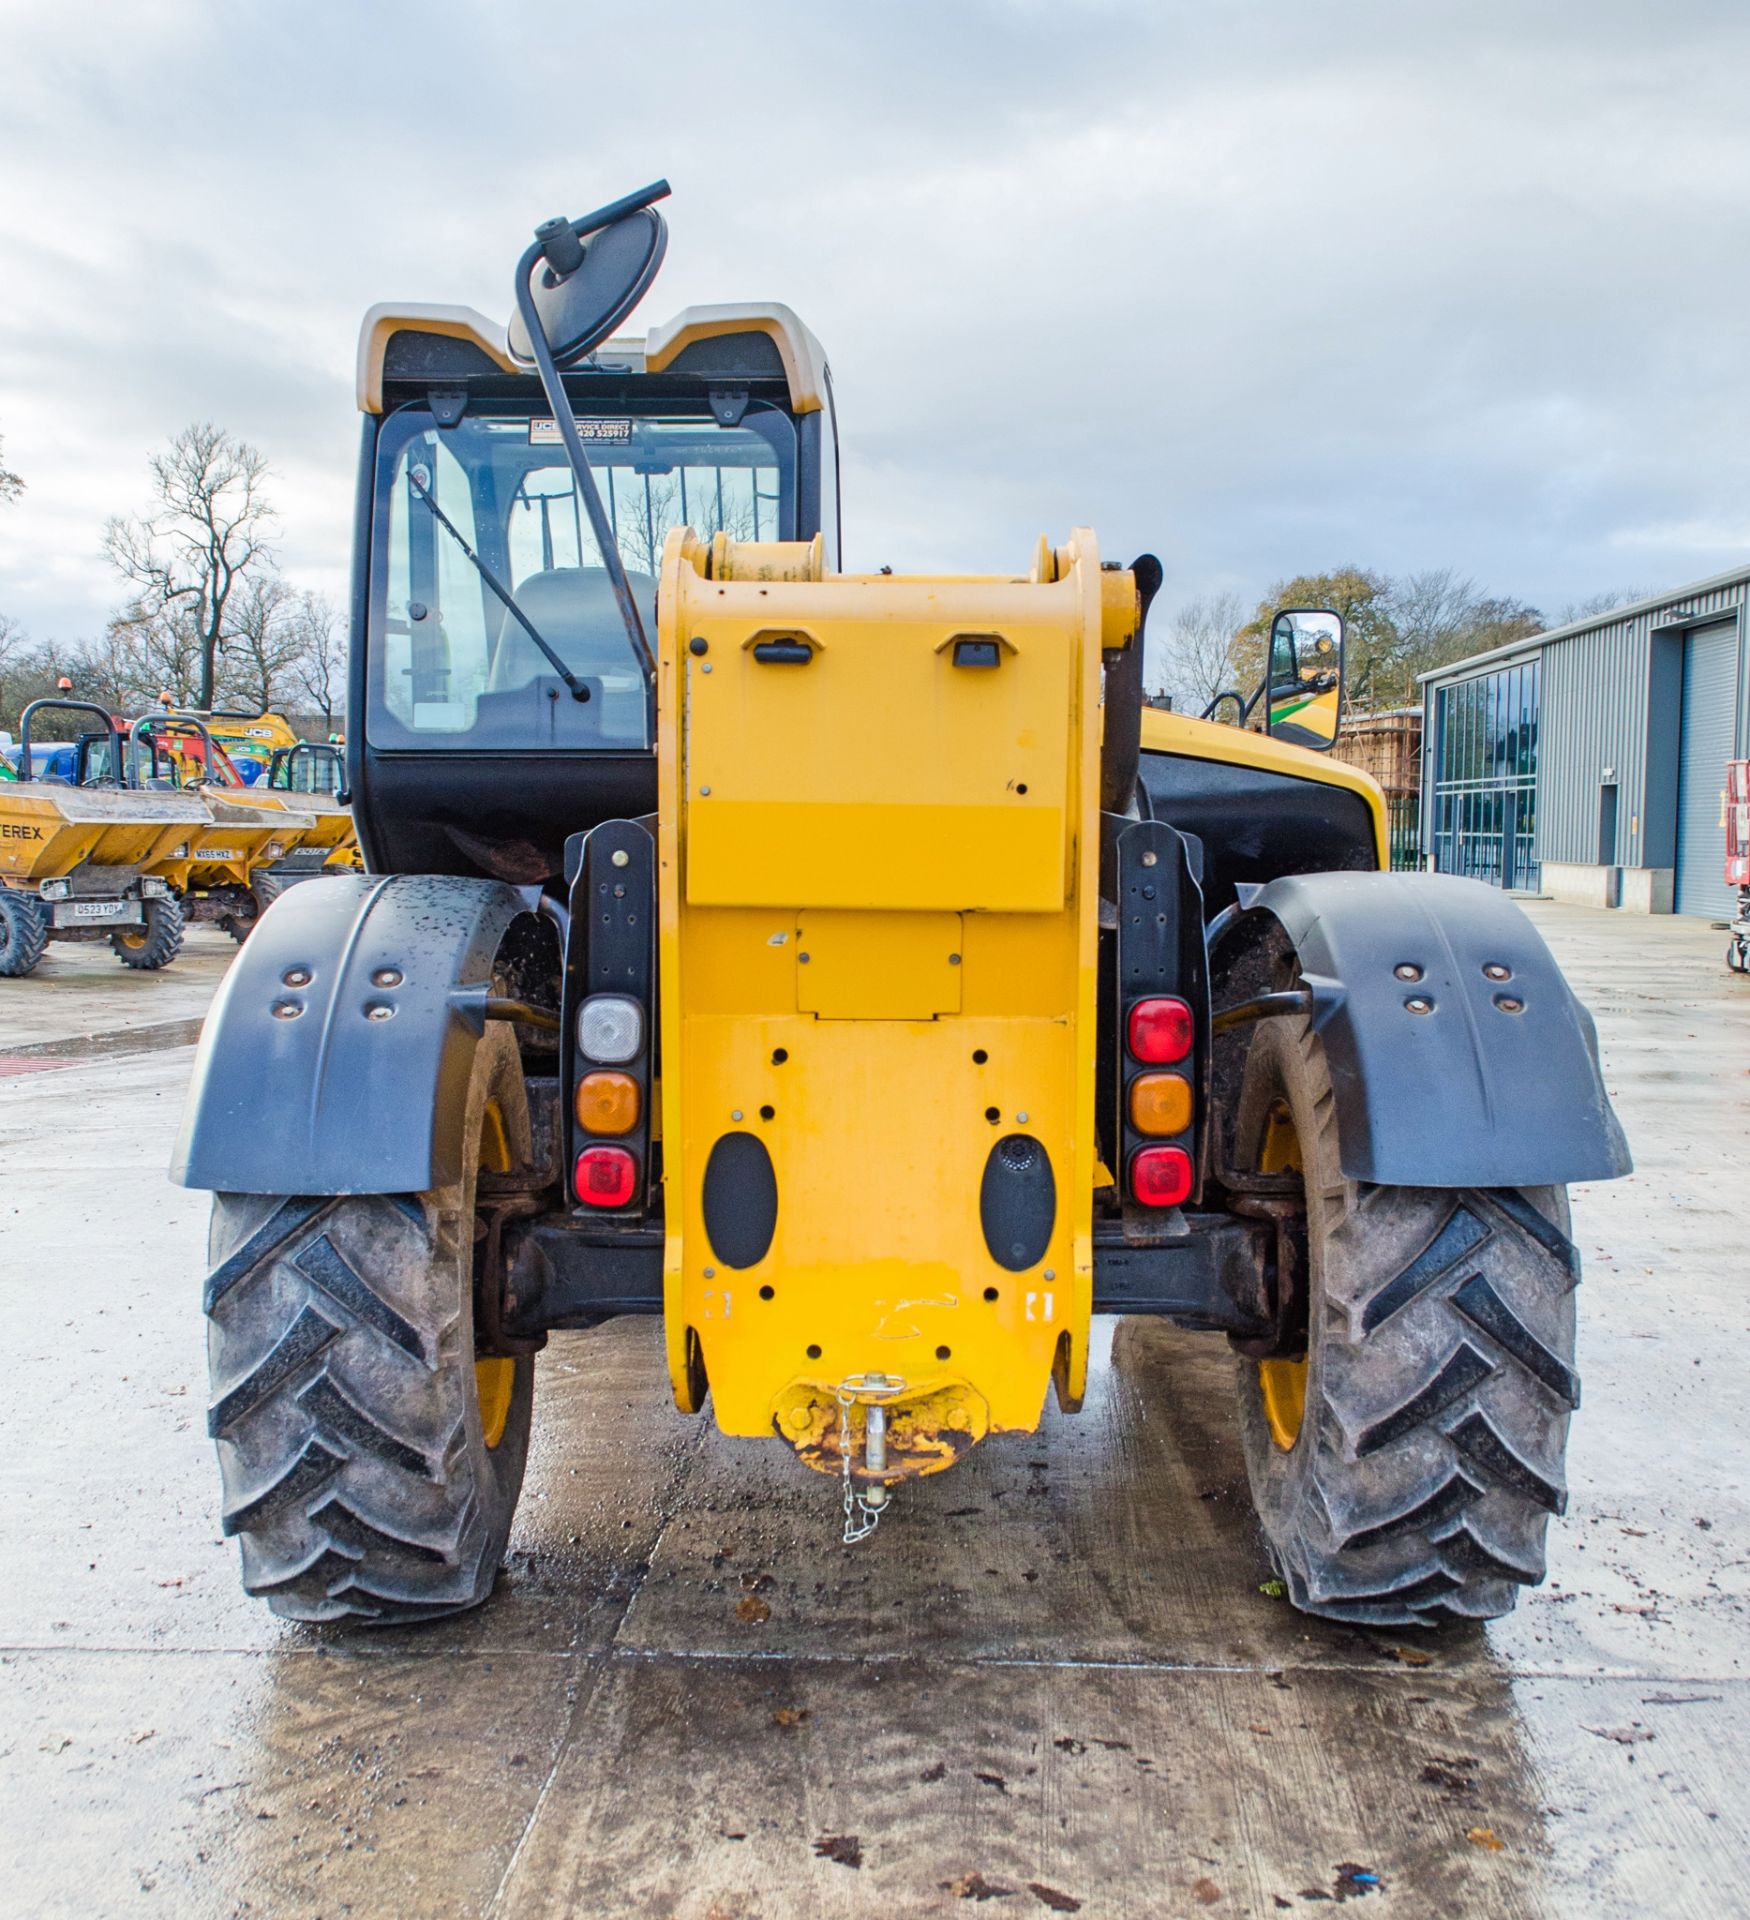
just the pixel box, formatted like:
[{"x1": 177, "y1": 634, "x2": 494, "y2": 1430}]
[{"x1": 175, "y1": 184, "x2": 1628, "y2": 1628}]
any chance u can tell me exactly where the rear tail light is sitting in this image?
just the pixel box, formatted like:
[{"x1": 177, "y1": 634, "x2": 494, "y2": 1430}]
[
  {"x1": 1130, "y1": 1144, "x2": 1193, "y2": 1208},
  {"x1": 574, "y1": 1144, "x2": 638, "y2": 1207},
  {"x1": 576, "y1": 993, "x2": 643, "y2": 1064},
  {"x1": 575, "y1": 1070, "x2": 640, "y2": 1135},
  {"x1": 1127, "y1": 996, "x2": 1193, "y2": 1064},
  {"x1": 1128, "y1": 1071, "x2": 1193, "y2": 1136}
]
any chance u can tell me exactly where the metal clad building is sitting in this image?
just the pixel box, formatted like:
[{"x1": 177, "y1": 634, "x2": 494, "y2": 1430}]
[{"x1": 1418, "y1": 564, "x2": 1750, "y2": 917}]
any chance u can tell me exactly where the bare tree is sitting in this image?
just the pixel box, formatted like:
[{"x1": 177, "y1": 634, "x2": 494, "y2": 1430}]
[
  {"x1": 1155, "y1": 591, "x2": 1246, "y2": 715},
  {"x1": 39, "y1": 628, "x2": 157, "y2": 717},
  {"x1": 224, "y1": 573, "x2": 303, "y2": 712},
  {"x1": 0, "y1": 613, "x2": 40, "y2": 730},
  {"x1": 103, "y1": 423, "x2": 276, "y2": 708},
  {"x1": 0, "y1": 430, "x2": 21, "y2": 505},
  {"x1": 1554, "y1": 586, "x2": 1649, "y2": 627},
  {"x1": 104, "y1": 599, "x2": 205, "y2": 708},
  {"x1": 286, "y1": 591, "x2": 345, "y2": 730},
  {"x1": 1387, "y1": 569, "x2": 1478, "y2": 662}
]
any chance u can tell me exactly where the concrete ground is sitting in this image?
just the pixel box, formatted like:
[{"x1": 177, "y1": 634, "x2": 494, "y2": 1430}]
[{"x1": 0, "y1": 903, "x2": 1745, "y2": 1918}]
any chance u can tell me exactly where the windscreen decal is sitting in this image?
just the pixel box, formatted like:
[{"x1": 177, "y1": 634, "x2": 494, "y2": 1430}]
[{"x1": 529, "y1": 418, "x2": 633, "y2": 445}]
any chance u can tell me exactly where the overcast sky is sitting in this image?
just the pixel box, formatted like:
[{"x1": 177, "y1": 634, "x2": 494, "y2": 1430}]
[{"x1": 2, "y1": 0, "x2": 1747, "y2": 670}]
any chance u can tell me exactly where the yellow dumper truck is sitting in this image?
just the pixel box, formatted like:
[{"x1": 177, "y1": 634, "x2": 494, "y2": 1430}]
[{"x1": 0, "y1": 700, "x2": 200, "y2": 974}]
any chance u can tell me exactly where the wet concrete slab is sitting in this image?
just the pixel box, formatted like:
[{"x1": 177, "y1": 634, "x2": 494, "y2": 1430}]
[
  {"x1": 0, "y1": 926, "x2": 233, "y2": 1054},
  {"x1": 0, "y1": 902, "x2": 1745, "y2": 1915}
]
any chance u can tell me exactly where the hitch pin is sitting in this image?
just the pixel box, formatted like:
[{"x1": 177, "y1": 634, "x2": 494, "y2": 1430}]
[{"x1": 864, "y1": 1402, "x2": 888, "y2": 1507}]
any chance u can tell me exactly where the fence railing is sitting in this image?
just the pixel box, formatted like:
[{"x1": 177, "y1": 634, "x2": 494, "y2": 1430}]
[{"x1": 1388, "y1": 795, "x2": 1421, "y2": 871}]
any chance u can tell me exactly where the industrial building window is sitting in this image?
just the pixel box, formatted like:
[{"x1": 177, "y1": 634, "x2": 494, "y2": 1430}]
[{"x1": 1430, "y1": 660, "x2": 1541, "y2": 890}]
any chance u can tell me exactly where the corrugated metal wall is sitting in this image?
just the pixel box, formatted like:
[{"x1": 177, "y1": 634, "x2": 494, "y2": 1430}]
[
  {"x1": 1540, "y1": 623, "x2": 1648, "y2": 866},
  {"x1": 1423, "y1": 570, "x2": 1750, "y2": 882}
]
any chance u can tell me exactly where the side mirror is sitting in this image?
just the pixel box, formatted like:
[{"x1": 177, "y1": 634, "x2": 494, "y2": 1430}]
[
  {"x1": 1265, "y1": 608, "x2": 1344, "y2": 751},
  {"x1": 506, "y1": 204, "x2": 667, "y2": 370}
]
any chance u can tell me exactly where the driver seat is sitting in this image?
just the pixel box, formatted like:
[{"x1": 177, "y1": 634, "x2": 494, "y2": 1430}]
[{"x1": 487, "y1": 566, "x2": 658, "y2": 691}]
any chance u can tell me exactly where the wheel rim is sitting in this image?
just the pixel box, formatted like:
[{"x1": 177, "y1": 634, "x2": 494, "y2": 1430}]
[
  {"x1": 1255, "y1": 1098, "x2": 1308, "y2": 1451},
  {"x1": 475, "y1": 1097, "x2": 516, "y2": 1451},
  {"x1": 118, "y1": 929, "x2": 148, "y2": 951},
  {"x1": 475, "y1": 1356, "x2": 516, "y2": 1450}
]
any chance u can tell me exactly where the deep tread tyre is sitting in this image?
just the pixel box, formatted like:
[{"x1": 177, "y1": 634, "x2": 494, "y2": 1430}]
[
  {"x1": 0, "y1": 890, "x2": 50, "y2": 977},
  {"x1": 204, "y1": 1025, "x2": 535, "y2": 1624},
  {"x1": 227, "y1": 868, "x2": 291, "y2": 944},
  {"x1": 111, "y1": 894, "x2": 184, "y2": 969},
  {"x1": 1233, "y1": 1017, "x2": 1578, "y2": 1627}
]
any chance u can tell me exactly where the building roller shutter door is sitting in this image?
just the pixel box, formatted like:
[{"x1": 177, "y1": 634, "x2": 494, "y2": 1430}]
[{"x1": 1674, "y1": 621, "x2": 1741, "y2": 918}]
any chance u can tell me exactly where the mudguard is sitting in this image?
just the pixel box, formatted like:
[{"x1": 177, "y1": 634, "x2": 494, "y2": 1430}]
[
  {"x1": 1215, "y1": 870, "x2": 1631, "y2": 1188},
  {"x1": 171, "y1": 872, "x2": 532, "y2": 1195}
]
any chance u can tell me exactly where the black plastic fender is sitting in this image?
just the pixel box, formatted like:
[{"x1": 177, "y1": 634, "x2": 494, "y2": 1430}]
[
  {"x1": 1213, "y1": 871, "x2": 1631, "y2": 1188},
  {"x1": 171, "y1": 872, "x2": 533, "y2": 1194}
]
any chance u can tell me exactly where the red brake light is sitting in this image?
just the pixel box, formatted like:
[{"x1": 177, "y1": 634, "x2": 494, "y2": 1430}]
[
  {"x1": 1128, "y1": 996, "x2": 1193, "y2": 1064},
  {"x1": 574, "y1": 1144, "x2": 637, "y2": 1208},
  {"x1": 1130, "y1": 1144, "x2": 1193, "y2": 1208}
]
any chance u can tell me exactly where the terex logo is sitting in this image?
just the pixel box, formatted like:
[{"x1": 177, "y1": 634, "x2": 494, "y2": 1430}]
[{"x1": 0, "y1": 823, "x2": 46, "y2": 841}]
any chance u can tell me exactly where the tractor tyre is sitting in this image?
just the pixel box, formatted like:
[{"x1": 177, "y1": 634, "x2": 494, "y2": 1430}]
[
  {"x1": 0, "y1": 890, "x2": 50, "y2": 977},
  {"x1": 1231, "y1": 1016, "x2": 1579, "y2": 1627},
  {"x1": 112, "y1": 895, "x2": 185, "y2": 970},
  {"x1": 1728, "y1": 934, "x2": 1749, "y2": 976},
  {"x1": 203, "y1": 1023, "x2": 536, "y2": 1623},
  {"x1": 224, "y1": 872, "x2": 288, "y2": 945}
]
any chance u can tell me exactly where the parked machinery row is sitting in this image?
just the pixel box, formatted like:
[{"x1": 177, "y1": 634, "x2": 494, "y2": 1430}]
[{"x1": 0, "y1": 701, "x2": 361, "y2": 977}]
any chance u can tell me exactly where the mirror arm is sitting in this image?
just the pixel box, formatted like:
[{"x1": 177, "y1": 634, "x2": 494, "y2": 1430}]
[
  {"x1": 512, "y1": 236, "x2": 658, "y2": 708},
  {"x1": 1200, "y1": 689, "x2": 1249, "y2": 724}
]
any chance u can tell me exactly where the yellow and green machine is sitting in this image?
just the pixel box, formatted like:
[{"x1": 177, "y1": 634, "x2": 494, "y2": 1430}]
[
  {"x1": 175, "y1": 183, "x2": 1629, "y2": 1630},
  {"x1": 132, "y1": 712, "x2": 361, "y2": 935}
]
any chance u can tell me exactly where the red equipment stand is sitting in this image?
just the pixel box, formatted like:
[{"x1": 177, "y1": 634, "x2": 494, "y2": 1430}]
[{"x1": 1727, "y1": 760, "x2": 1749, "y2": 974}]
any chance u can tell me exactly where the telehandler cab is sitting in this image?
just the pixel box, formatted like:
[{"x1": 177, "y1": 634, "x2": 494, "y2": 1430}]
[{"x1": 175, "y1": 183, "x2": 1629, "y2": 1628}]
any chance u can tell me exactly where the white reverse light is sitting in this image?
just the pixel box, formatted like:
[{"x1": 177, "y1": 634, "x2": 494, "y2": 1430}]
[{"x1": 576, "y1": 993, "x2": 643, "y2": 1064}]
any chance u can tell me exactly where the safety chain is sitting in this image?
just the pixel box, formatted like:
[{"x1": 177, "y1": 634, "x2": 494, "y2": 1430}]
[
  {"x1": 835, "y1": 1374, "x2": 904, "y2": 1545},
  {"x1": 837, "y1": 1392, "x2": 881, "y2": 1544}
]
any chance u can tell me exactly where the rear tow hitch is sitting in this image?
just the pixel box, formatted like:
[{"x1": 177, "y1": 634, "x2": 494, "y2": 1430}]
[{"x1": 837, "y1": 1374, "x2": 905, "y2": 1544}]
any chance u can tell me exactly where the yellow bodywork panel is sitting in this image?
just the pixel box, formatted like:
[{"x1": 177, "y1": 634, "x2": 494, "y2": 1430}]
[
  {"x1": 149, "y1": 792, "x2": 317, "y2": 892},
  {"x1": 682, "y1": 586, "x2": 1076, "y2": 913},
  {"x1": 655, "y1": 529, "x2": 1111, "y2": 1478},
  {"x1": 795, "y1": 910, "x2": 963, "y2": 1020},
  {"x1": 0, "y1": 785, "x2": 210, "y2": 884}
]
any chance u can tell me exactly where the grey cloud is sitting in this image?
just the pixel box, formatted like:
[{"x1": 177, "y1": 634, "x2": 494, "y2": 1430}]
[{"x1": 0, "y1": 0, "x2": 1746, "y2": 646}]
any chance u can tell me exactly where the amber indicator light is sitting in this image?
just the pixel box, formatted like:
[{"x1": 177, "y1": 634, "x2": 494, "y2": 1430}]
[
  {"x1": 575, "y1": 1069, "x2": 640, "y2": 1135},
  {"x1": 1129, "y1": 1071, "x2": 1193, "y2": 1136}
]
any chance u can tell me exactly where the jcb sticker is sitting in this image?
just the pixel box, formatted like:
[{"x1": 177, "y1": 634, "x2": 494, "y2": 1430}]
[
  {"x1": 530, "y1": 417, "x2": 632, "y2": 446},
  {"x1": 1024, "y1": 1291, "x2": 1057, "y2": 1324},
  {"x1": 703, "y1": 1288, "x2": 732, "y2": 1320}
]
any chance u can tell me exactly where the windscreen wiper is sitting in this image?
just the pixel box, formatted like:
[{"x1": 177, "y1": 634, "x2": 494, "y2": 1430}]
[{"x1": 406, "y1": 471, "x2": 592, "y2": 704}]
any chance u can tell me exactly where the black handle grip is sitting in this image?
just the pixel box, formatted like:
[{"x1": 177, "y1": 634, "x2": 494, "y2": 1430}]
[{"x1": 752, "y1": 640, "x2": 814, "y2": 665}]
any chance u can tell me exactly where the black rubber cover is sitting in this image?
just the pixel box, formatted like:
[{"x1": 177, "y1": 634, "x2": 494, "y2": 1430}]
[
  {"x1": 701, "y1": 1132, "x2": 778, "y2": 1269},
  {"x1": 980, "y1": 1134, "x2": 1056, "y2": 1271},
  {"x1": 1215, "y1": 871, "x2": 1633, "y2": 1188},
  {"x1": 1138, "y1": 751, "x2": 1376, "y2": 914},
  {"x1": 170, "y1": 872, "x2": 531, "y2": 1194}
]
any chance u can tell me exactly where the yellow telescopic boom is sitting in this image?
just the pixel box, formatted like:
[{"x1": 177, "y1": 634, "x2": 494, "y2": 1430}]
[{"x1": 655, "y1": 526, "x2": 1132, "y2": 1504}]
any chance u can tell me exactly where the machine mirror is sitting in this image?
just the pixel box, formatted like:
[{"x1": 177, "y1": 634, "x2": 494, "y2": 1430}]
[
  {"x1": 1265, "y1": 608, "x2": 1344, "y2": 751},
  {"x1": 506, "y1": 208, "x2": 667, "y2": 370}
]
